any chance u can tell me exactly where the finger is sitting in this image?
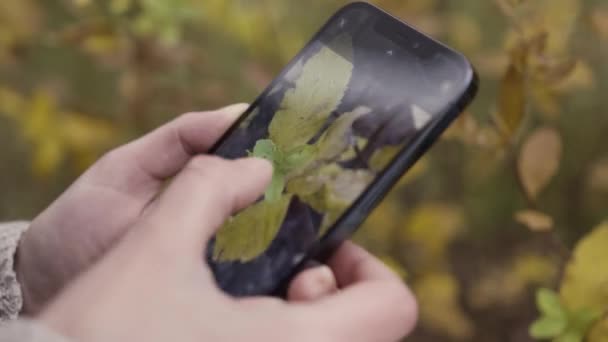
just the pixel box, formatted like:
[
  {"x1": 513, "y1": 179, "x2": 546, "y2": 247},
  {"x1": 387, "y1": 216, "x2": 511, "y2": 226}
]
[
  {"x1": 84, "y1": 103, "x2": 249, "y2": 198},
  {"x1": 287, "y1": 265, "x2": 338, "y2": 302},
  {"x1": 299, "y1": 242, "x2": 417, "y2": 342},
  {"x1": 327, "y1": 241, "x2": 402, "y2": 286},
  {"x1": 141, "y1": 156, "x2": 272, "y2": 255}
]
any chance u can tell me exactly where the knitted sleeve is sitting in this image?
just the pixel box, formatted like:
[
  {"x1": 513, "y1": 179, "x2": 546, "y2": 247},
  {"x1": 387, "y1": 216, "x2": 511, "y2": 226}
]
[{"x1": 0, "y1": 221, "x2": 29, "y2": 322}]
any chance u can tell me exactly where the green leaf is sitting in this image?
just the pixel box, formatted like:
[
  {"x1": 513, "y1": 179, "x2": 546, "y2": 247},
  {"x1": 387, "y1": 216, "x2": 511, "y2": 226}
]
[
  {"x1": 251, "y1": 139, "x2": 278, "y2": 161},
  {"x1": 554, "y1": 330, "x2": 583, "y2": 342},
  {"x1": 568, "y1": 308, "x2": 602, "y2": 339},
  {"x1": 537, "y1": 288, "x2": 565, "y2": 317},
  {"x1": 269, "y1": 34, "x2": 353, "y2": 152},
  {"x1": 250, "y1": 139, "x2": 315, "y2": 202},
  {"x1": 265, "y1": 172, "x2": 285, "y2": 203},
  {"x1": 213, "y1": 195, "x2": 292, "y2": 262},
  {"x1": 530, "y1": 316, "x2": 567, "y2": 339},
  {"x1": 282, "y1": 144, "x2": 316, "y2": 172}
]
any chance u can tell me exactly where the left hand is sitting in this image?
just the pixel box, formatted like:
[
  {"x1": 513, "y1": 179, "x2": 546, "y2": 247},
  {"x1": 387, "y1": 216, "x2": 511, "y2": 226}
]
[
  {"x1": 38, "y1": 152, "x2": 416, "y2": 342},
  {"x1": 16, "y1": 104, "x2": 337, "y2": 313}
]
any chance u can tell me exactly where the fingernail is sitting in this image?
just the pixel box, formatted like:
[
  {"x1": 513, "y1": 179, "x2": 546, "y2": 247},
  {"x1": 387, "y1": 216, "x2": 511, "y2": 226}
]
[
  {"x1": 315, "y1": 265, "x2": 337, "y2": 290},
  {"x1": 219, "y1": 103, "x2": 249, "y2": 118}
]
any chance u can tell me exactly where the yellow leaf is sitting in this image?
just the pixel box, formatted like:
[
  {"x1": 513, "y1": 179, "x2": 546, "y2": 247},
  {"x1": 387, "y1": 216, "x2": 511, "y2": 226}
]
[
  {"x1": 401, "y1": 203, "x2": 464, "y2": 267},
  {"x1": 110, "y1": 0, "x2": 133, "y2": 15},
  {"x1": 72, "y1": 0, "x2": 92, "y2": 8},
  {"x1": 446, "y1": 14, "x2": 482, "y2": 51},
  {"x1": 518, "y1": 127, "x2": 562, "y2": 200},
  {"x1": 560, "y1": 222, "x2": 608, "y2": 314},
  {"x1": 33, "y1": 138, "x2": 64, "y2": 178},
  {"x1": 471, "y1": 51, "x2": 509, "y2": 79},
  {"x1": 61, "y1": 112, "x2": 117, "y2": 149},
  {"x1": 0, "y1": 0, "x2": 41, "y2": 39},
  {"x1": 512, "y1": 253, "x2": 557, "y2": 285},
  {"x1": 589, "y1": 160, "x2": 608, "y2": 193},
  {"x1": 515, "y1": 210, "x2": 554, "y2": 232},
  {"x1": 0, "y1": 87, "x2": 24, "y2": 120},
  {"x1": 592, "y1": 7, "x2": 608, "y2": 40},
  {"x1": 540, "y1": 0, "x2": 580, "y2": 54},
  {"x1": 530, "y1": 83, "x2": 560, "y2": 118},
  {"x1": 588, "y1": 317, "x2": 608, "y2": 342},
  {"x1": 554, "y1": 61, "x2": 596, "y2": 92},
  {"x1": 360, "y1": 199, "x2": 402, "y2": 246},
  {"x1": 82, "y1": 34, "x2": 121, "y2": 55},
  {"x1": 414, "y1": 272, "x2": 475, "y2": 339},
  {"x1": 496, "y1": 64, "x2": 526, "y2": 140},
  {"x1": 535, "y1": 58, "x2": 577, "y2": 85}
]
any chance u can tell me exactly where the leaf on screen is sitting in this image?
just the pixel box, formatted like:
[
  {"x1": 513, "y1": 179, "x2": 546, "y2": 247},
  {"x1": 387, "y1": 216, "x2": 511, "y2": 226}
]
[
  {"x1": 213, "y1": 195, "x2": 292, "y2": 262},
  {"x1": 268, "y1": 34, "x2": 354, "y2": 152}
]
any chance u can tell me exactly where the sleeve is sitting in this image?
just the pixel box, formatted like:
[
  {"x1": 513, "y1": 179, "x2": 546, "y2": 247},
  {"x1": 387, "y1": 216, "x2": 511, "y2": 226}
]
[
  {"x1": 0, "y1": 319, "x2": 71, "y2": 342},
  {"x1": 0, "y1": 221, "x2": 30, "y2": 322}
]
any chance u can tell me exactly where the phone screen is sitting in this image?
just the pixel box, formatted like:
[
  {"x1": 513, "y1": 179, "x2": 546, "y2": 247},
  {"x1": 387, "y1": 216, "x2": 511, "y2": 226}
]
[{"x1": 207, "y1": 5, "x2": 471, "y2": 296}]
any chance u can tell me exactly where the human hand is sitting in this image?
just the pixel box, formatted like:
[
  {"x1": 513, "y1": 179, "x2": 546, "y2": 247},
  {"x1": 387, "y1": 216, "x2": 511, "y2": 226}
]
[
  {"x1": 39, "y1": 153, "x2": 417, "y2": 342},
  {"x1": 16, "y1": 104, "x2": 335, "y2": 313}
]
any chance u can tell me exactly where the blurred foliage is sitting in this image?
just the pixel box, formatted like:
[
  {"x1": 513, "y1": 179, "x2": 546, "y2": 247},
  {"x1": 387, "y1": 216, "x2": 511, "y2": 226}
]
[{"x1": 1, "y1": 0, "x2": 607, "y2": 341}]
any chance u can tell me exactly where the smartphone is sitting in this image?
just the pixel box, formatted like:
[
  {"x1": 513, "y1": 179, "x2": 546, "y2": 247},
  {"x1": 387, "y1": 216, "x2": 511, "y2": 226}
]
[{"x1": 206, "y1": 2, "x2": 478, "y2": 297}]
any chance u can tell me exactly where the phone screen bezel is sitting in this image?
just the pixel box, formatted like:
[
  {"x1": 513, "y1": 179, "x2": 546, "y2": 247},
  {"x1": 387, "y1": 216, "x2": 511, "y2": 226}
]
[{"x1": 208, "y1": 1, "x2": 479, "y2": 296}]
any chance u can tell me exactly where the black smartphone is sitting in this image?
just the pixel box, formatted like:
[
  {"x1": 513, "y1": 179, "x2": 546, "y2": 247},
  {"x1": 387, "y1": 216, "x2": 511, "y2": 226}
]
[{"x1": 206, "y1": 2, "x2": 478, "y2": 297}]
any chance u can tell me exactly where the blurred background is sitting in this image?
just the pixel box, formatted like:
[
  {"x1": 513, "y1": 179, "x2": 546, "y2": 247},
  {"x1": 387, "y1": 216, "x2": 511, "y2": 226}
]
[{"x1": 1, "y1": 0, "x2": 607, "y2": 341}]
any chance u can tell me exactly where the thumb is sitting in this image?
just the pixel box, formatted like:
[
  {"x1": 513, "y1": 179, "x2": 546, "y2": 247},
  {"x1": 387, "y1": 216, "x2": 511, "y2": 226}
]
[{"x1": 135, "y1": 155, "x2": 272, "y2": 257}]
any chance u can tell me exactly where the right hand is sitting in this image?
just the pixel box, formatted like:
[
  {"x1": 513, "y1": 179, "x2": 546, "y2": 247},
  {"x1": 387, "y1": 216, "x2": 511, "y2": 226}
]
[{"x1": 39, "y1": 154, "x2": 418, "y2": 342}]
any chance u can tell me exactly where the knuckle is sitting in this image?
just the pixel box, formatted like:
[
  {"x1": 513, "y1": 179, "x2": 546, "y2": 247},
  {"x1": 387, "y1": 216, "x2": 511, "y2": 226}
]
[
  {"x1": 183, "y1": 155, "x2": 240, "y2": 207},
  {"x1": 95, "y1": 147, "x2": 126, "y2": 169}
]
